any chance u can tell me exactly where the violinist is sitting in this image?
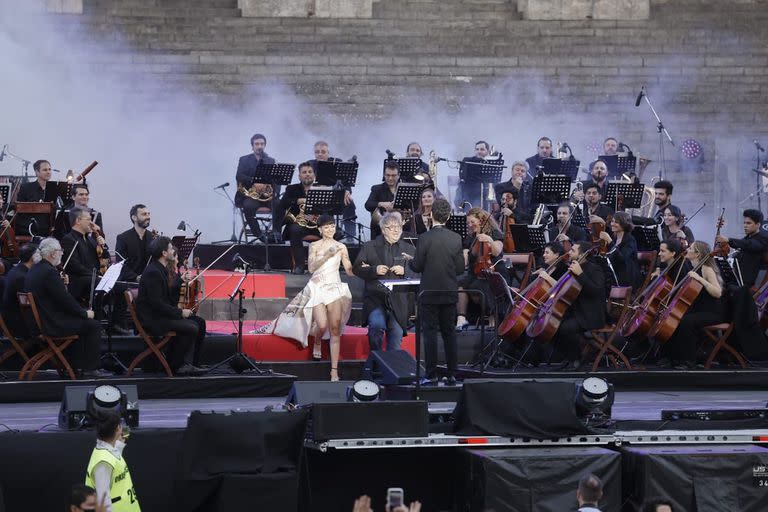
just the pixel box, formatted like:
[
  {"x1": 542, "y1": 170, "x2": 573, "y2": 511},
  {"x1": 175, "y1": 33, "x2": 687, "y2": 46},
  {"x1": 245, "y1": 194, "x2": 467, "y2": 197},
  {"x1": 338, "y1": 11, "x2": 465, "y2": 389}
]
[
  {"x1": 136, "y1": 237, "x2": 205, "y2": 375},
  {"x1": 553, "y1": 241, "x2": 606, "y2": 371},
  {"x1": 582, "y1": 183, "x2": 614, "y2": 221},
  {"x1": 548, "y1": 203, "x2": 586, "y2": 245},
  {"x1": 715, "y1": 209, "x2": 768, "y2": 288},
  {"x1": 16, "y1": 159, "x2": 59, "y2": 236},
  {"x1": 455, "y1": 207, "x2": 509, "y2": 330},
  {"x1": 365, "y1": 161, "x2": 400, "y2": 239},
  {"x1": 658, "y1": 241, "x2": 724, "y2": 370},
  {"x1": 493, "y1": 161, "x2": 533, "y2": 215},
  {"x1": 54, "y1": 185, "x2": 104, "y2": 238},
  {"x1": 598, "y1": 211, "x2": 641, "y2": 289},
  {"x1": 533, "y1": 241, "x2": 569, "y2": 286},
  {"x1": 60, "y1": 206, "x2": 102, "y2": 302},
  {"x1": 413, "y1": 187, "x2": 435, "y2": 235},
  {"x1": 661, "y1": 205, "x2": 694, "y2": 246},
  {"x1": 492, "y1": 189, "x2": 531, "y2": 225}
]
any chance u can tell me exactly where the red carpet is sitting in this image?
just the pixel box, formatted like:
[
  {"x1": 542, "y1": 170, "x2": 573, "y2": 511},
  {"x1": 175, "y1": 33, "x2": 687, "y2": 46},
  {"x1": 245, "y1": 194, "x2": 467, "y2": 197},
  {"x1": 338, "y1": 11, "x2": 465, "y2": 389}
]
[
  {"x1": 207, "y1": 320, "x2": 416, "y2": 361},
  {"x1": 201, "y1": 271, "x2": 285, "y2": 298}
]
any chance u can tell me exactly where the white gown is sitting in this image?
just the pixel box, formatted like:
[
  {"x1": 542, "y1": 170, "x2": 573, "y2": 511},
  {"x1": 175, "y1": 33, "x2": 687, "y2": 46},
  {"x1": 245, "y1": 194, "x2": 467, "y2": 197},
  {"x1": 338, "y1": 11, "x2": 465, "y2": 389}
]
[{"x1": 255, "y1": 242, "x2": 352, "y2": 347}]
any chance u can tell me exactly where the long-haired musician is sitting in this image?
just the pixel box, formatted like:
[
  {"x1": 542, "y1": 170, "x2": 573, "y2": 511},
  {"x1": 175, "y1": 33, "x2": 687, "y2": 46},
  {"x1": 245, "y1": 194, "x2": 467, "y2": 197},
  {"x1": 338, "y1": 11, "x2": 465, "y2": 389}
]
[
  {"x1": 598, "y1": 211, "x2": 640, "y2": 289},
  {"x1": 413, "y1": 187, "x2": 435, "y2": 235}
]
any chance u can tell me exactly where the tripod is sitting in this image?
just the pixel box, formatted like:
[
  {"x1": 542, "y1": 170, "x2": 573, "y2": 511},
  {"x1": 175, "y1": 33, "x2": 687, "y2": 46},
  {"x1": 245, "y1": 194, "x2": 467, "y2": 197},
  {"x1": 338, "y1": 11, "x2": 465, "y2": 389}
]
[
  {"x1": 207, "y1": 264, "x2": 268, "y2": 374},
  {"x1": 213, "y1": 185, "x2": 239, "y2": 245}
]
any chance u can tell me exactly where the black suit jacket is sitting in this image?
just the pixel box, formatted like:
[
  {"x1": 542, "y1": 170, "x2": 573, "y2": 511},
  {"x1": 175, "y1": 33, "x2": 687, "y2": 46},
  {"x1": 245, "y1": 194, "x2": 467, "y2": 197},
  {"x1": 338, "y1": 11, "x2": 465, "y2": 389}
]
[
  {"x1": 353, "y1": 237, "x2": 416, "y2": 329},
  {"x1": 568, "y1": 258, "x2": 606, "y2": 330},
  {"x1": 364, "y1": 183, "x2": 396, "y2": 237},
  {"x1": 2, "y1": 263, "x2": 30, "y2": 338},
  {"x1": 235, "y1": 152, "x2": 277, "y2": 207},
  {"x1": 24, "y1": 260, "x2": 89, "y2": 336},
  {"x1": 408, "y1": 225, "x2": 464, "y2": 305},
  {"x1": 584, "y1": 202, "x2": 614, "y2": 221},
  {"x1": 115, "y1": 228, "x2": 153, "y2": 282},
  {"x1": 15, "y1": 180, "x2": 59, "y2": 236},
  {"x1": 730, "y1": 229, "x2": 768, "y2": 287},
  {"x1": 607, "y1": 233, "x2": 640, "y2": 289},
  {"x1": 60, "y1": 231, "x2": 99, "y2": 280},
  {"x1": 525, "y1": 154, "x2": 546, "y2": 174},
  {"x1": 136, "y1": 260, "x2": 183, "y2": 334},
  {"x1": 494, "y1": 179, "x2": 534, "y2": 215},
  {"x1": 548, "y1": 224, "x2": 587, "y2": 243}
]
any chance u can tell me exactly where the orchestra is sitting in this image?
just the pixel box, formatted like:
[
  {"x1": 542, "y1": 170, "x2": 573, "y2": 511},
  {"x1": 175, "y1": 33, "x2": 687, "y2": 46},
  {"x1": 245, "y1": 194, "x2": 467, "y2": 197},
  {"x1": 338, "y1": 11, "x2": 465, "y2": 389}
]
[{"x1": 1, "y1": 132, "x2": 767, "y2": 381}]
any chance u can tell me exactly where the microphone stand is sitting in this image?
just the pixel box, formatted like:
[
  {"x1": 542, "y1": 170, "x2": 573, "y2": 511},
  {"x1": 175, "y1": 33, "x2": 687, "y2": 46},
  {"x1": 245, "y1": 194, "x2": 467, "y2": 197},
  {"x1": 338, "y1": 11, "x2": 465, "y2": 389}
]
[
  {"x1": 213, "y1": 185, "x2": 238, "y2": 245},
  {"x1": 755, "y1": 143, "x2": 764, "y2": 212},
  {"x1": 639, "y1": 89, "x2": 674, "y2": 180}
]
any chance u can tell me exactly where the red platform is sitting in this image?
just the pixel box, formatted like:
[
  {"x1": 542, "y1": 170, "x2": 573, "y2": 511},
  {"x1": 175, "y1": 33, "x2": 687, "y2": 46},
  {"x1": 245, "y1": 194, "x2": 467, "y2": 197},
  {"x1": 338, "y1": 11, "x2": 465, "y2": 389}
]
[
  {"x1": 207, "y1": 321, "x2": 416, "y2": 361},
  {"x1": 201, "y1": 271, "x2": 285, "y2": 298}
]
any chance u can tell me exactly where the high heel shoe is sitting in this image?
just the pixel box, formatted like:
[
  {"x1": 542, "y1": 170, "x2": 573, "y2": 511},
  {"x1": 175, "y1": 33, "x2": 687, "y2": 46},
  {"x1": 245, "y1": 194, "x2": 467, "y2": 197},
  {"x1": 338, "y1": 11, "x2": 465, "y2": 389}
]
[
  {"x1": 330, "y1": 367, "x2": 339, "y2": 382},
  {"x1": 312, "y1": 340, "x2": 322, "y2": 360}
]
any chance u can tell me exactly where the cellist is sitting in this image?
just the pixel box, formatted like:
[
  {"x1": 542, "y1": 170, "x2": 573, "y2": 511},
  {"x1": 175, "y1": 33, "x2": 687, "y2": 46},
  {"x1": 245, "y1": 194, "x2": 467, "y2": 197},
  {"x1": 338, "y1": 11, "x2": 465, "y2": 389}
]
[
  {"x1": 657, "y1": 240, "x2": 724, "y2": 370},
  {"x1": 532, "y1": 241, "x2": 569, "y2": 286},
  {"x1": 456, "y1": 207, "x2": 508, "y2": 330},
  {"x1": 492, "y1": 189, "x2": 531, "y2": 226},
  {"x1": 548, "y1": 203, "x2": 586, "y2": 245}
]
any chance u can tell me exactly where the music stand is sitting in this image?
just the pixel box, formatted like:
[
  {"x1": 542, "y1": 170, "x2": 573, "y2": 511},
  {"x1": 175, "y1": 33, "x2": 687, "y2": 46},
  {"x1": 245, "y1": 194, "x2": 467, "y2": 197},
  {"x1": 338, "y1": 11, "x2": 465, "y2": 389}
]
[
  {"x1": 605, "y1": 182, "x2": 644, "y2": 209},
  {"x1": 14, "y1": 202, "x2": 55, "y2": 240},
  {"x1": 463, "y1": 159, "x2": 505, "y2": 184},
  {"x1": 598, "y1": 155, "x2": 619, "y2": 177},
  {"x1": 532, "y1": 174, "x2": 570, "y2": 205},
  {"x1": 714, "y1": 257, "x2": 740, "y2": 288},
  {"x1": 572, "y1": 205, "x2": 588, "y2": 229},
  {"x1": 255, "y1": 163, "x2": 295, "y2": 187},
  {"x1": 393, "y1": 182, "x2": 423, "y2": 210},
  {"x1": 171, "y1": 234, "x2": 199, "y2": 267},
  {"x1": 306, "y1": 186, "x2": 346, "y2": 216},
  {"x1": 542, "y1": 158, "x2": 580, "y2": 180},
  {"x1": 316, "y1": 160, "x2": 359, "y2": 187},
  {"x1": 632, "y1": 225, "x2": 660, "y2": 251},
  {"x1": 384, "y1": 158, "x2": 422, "y2": 182},
  {"x1": 96, "y1": 261, "x2": 128, "y2": 373},
  {"x1": 509, "y1": 224, "x2": 547, "y2": 253},
  {"x1": 617, "y1": 154, "x2": 637, "y2": 176},
  {"x1": 0, "y1": 183, "x2": 11, "y2": 207},
  {"x1": 446, "y1": 212, "x2": 468, "y2": 239}
]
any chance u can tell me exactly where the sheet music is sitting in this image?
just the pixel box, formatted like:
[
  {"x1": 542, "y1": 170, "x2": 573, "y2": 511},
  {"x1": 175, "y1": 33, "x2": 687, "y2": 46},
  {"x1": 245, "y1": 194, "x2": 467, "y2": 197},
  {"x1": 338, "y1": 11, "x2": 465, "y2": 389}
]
[{"x1": 95, "y1": 261, "x2": 125, "y2": 294}]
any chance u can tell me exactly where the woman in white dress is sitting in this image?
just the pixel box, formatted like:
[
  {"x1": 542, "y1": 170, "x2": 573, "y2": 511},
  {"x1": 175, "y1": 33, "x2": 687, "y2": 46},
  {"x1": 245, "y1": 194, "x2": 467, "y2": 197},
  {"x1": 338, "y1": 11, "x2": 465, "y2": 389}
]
[{"x1": 260, "y1": 215, "x2": 354, "y2": 381}]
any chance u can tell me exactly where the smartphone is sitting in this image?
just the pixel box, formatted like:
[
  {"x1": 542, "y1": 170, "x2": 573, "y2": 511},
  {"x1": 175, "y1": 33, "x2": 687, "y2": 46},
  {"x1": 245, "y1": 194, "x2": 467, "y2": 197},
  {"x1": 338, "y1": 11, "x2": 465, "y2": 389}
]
[{"x1": 386, "y1": 488, "x2": 404, "y2": 509}]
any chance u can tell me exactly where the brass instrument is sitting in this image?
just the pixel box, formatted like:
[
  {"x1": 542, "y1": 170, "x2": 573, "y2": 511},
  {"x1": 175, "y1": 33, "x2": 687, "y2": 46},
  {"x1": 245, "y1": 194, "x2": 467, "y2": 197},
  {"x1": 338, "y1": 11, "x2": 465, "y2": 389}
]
[
  {"x1": 428, "y1": 150, "x2": 438, "y2": 184},
  {"x1": 284, "y1": 203, "x2": 318, "y2": 229},
  {"x1": 621, "y1": 172, "x2": 656, "y2": 218},
  {"x1": 237, "y1": 182, "x2": 273, "y2": 202},
  {"x1": 532, "y1": 204, "x2": 546, "y2": 225}
]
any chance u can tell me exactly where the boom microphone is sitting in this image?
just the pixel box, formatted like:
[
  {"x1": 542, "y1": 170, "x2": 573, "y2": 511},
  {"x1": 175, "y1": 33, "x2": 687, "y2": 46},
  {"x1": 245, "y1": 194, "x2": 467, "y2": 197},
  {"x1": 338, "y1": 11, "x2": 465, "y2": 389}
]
[
  {"x1": 0, "y1": 145, "x2": 6, "y2": 162},
  {"x1": 634, "y1": 86, "x2": 645, "y2": 107},
  {"x1": 214, "y1": 182, "x2": 230, "y2": 190},
  {"x1": 385, "y1": 149, "x2": 395, "y2": 159}
]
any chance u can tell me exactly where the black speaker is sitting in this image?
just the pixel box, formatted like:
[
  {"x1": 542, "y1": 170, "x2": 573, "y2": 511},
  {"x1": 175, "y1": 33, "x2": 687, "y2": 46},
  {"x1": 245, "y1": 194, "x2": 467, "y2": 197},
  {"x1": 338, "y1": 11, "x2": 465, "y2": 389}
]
[
  {"x1": 363, "y1": 349, "x2": 424, "y2": 385},
  {"x1": 285, "y1": 380, "x2": 354, "y2": 406},
  {"x1": 309, "y1": 401, "x2": 429, "y2": 440},
  {"x1": 59, "y1": 385, "x2": 139, "y2": 430}
]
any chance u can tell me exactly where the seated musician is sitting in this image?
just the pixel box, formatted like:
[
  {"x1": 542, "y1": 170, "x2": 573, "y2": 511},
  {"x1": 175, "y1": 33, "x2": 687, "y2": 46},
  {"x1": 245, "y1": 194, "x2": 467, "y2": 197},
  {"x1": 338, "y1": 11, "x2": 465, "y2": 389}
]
[
  {"x1": 235, "y1": 133, "x2": 278, "y2": 241},
  {"x1": 310, "y1": 141, "x2": 356, "y2": 243},
  {"x1": 493, "y1": 160, "x2": 533, "y2": 216},
  {"x1": 548, "y1": 203, "x2": 586, "y2": 245},
  {"x1": 651, "y1": 238, "x2": 691, "y2": 283},
  {"x1": 533, "y1": 241, "x2": 569, "y2": 286},
  {"x1": 24, "y1": 237, "x2": 108, "y2": 378},
  {"x1": 281, "y1": 161, "x2": 325, "y2": 275},
  {"x1": 115, "y1": 204, "x2": 154, "y2": 283},
  {"x1": 715, "y1": 208, "x2": 768, "y2": 288},
  {"x1": 553, "y1": 241, "x2": 606, "y2": 371},
  {"x1": 136, "y1": 236, "x2": 205, "y2": 375},
  {"x1": 602, "y1": 137, "x2": 619, "y2": 156},
  {"x1": 54, "y1": 184, "x2": 104, "y2": 238},
  {"x1": 659, "y1": 240, "x2": 724, "y2": 370},
  {"x1": 661, "y1": 205, "x2": 694, "y2": 246},
  {"x1": 405, "y1": 142, "x2": 430, "y2": 174},
  {"x1": 455, "y1": 141, "x2": 491, "y2": 210},
  {"x1": 353, "y1": 211, "x2": 416, "y2": 352},
  {"x1": 633, "y1": 180, "x2": 673, "y2": 226},
  {"x1": 413, "y1": 187, "x2": 435, "y2": 235},
  {"x1": 492, "y1": 189, "x2": 531, "y2": 226},
  {"x1": 525, "y1": 137, "x2": 552, "y2": 174},
  {"x1": 581, "y1": 159, "x2": 609, "y2": 199},
  {"x1": 364, "y1": 161, "x2": 400, "y2": 239},
  {"x1": 455, "y1": 207, "x2": 510, "y2": 330},
  {"x1": 16, "y1": 159, "x2": 58, "y2": 236},
  {"x1": 597, "y1": 211, "x2": 640, "y2": 289},
  {"x1": 0, "y1": 194, "x2": 14, "y2": 273},
  {"x1": 61, "y1": 206, "x2": 104, "y2": 302},
  {"x1": 582, "y1": 182, "x2": 614, "y2": 221},
  {"x1": 1, "y1": 243, "x2": 40, "y2": 340}
]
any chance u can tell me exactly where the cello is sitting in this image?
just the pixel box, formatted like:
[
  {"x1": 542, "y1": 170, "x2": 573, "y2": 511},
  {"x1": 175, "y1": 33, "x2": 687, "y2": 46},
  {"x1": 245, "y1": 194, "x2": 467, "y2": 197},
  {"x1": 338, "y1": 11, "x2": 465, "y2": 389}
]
[
  {"x1": 526, "y1": 245, "x2": 598, "y2": 342},
  {"x1": 497, "y1": 252, "x2": 569, "y2": 341}
]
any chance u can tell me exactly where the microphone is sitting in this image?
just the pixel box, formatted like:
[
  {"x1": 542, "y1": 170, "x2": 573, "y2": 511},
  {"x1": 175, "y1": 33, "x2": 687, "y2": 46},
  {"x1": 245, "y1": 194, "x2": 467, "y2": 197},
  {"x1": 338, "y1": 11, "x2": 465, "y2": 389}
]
[
  {"x1": 634, "y1": 86, "x2": 645, "y2": 107},
  {"x1": 435, "y1": 157, "x2": 446, "y2": 163},
  {"x1": 214, "y1": 182, "x2": 230, "y2": 190},
  {"x1": 0, "y1": 145, "x2": 6, "y2": 162},
  {"x1": 231, "y1": 252, "x2": 249, "y2": 268},
  {"x1": 754, "y1": 140, "x2": 765, "y2": 153},
  {"x1": 385, "y1": 149, "x2": 395, "y2": 159}
]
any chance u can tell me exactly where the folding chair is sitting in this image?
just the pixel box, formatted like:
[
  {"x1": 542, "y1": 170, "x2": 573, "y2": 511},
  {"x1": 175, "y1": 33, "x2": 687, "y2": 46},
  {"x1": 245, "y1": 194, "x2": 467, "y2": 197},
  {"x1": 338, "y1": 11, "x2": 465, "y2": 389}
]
[
  {"x1": 0, "y1": 313, "x2": 33, "y2": 366},
  {"x1": 702, "y1": 323, "x2": 747, "y2": 369},
  {"x1": 502, "y1": 252, "x2": 535, "y2": 289},
  {"x1": 587, "y1": 286, "x2": 634, "y2": 372},
  {"x1": 17, "y1": 292, "x2": 78, "y2": 380},
  {"x1": 124, "y1": 289, "x2": 176, "y2": 376},
  {"x1": 239, "y1": 208, "x2": 272, "y2": 243}
]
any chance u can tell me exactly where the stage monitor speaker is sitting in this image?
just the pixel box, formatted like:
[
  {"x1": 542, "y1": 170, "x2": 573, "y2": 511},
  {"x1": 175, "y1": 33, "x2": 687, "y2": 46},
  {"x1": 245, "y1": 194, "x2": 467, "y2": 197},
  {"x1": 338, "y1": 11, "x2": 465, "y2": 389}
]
[
  {"x1": 363, "y1": 349, "x2": 424, "y2": 385},
  {"x1": 309, "y1": 401, "x2": 429, "y2": 441},
  {"x1": 285, "y1": 380, "x2": 354, "y2": 407},
  {"x1": 59, "y1": 385, "x2": 139, "y2": 430}
]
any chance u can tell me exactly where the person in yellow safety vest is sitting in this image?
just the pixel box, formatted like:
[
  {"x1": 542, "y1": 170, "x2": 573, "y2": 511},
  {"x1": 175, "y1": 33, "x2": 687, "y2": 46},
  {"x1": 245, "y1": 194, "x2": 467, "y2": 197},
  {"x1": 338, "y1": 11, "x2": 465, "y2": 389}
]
[{"x1": 84, "y1": 411, "x2": 141, "y2": 512}]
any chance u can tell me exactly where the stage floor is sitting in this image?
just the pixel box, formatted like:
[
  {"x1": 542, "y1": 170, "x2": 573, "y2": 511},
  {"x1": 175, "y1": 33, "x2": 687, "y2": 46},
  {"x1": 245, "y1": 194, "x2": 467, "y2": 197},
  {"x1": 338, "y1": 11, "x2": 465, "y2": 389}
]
[{"x1": 4, "y1": 389, "x2": 766, "y2": 433}]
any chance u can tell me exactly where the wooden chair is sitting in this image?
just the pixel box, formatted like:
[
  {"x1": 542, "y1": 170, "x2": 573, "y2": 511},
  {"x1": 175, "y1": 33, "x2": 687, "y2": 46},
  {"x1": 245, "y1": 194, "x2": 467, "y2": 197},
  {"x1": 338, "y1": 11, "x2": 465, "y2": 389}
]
[
  {"x1": 0, "y1": 313, "x2": 33, "y2": 366},
  {"x1": 587, "y1": 286, "x2": 634, "y2": 372},
  {"x1": 635, "y1": 251, "x2": 658, "y2": 296},
  {"x1": 124, "y1": 289, "x2": 176, "y2": 377},
  {"x1": 502, "y1": 252, "x2": 535, "y2": 289},
  {"x1": 702, "y1": 323, "x2": 747, "y2": 369},
  {"x1": 239, "y1": 208, "x2": 273, "y2": 243},
  {"x1": 17, "y1": 292, "x2": 78, "y2": 380}
]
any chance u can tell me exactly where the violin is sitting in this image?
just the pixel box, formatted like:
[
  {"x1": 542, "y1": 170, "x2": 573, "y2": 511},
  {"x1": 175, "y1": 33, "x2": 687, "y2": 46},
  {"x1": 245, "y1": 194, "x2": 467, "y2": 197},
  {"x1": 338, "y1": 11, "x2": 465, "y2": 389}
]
[
  {"x1": 471, "y1": 212, "x2": 493, "y2": 276},
  {"x1": 91, "y1": 220, "x2": 110, "y2": 276},
  {"x1": 178, "y1": 256, "x2": 203, "y2": 310},
  {"x1": 714, "y1": 208, "x2": 730, "y2": 257},
  {"x1": 526, "y1": 246, "x2": 597, "y2": 342},
  {"x1": 501, "y1": 201, "x2": 516, "y2": 253},
  {"x1": 0, "y1": 213, "x2": 18, "y2": 259},
  {"x1": 498, "y1": 253, "x2": 568, "y2": 341}
]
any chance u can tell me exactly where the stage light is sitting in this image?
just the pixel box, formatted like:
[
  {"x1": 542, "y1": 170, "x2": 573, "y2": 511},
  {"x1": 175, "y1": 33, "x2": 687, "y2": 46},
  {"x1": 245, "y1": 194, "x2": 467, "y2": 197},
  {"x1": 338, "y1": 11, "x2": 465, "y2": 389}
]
[
  {"x1": 680, "y1": 139, "x2": 704, "y2": 173},
  {"x1": 681, "y1": 139, "x2": 702, "y2": 159},
  {"x1": 348, "y1": 380, "x2": 380, "y2": 402},
  {"x1": 177, "y1": 220, "x2": 187, "y2": 231},
  {"x1": 575, "y1": 377, "x2": 614, "y2": 420},
  {"x1": 59, "y1": 384, "x2": 139, "y2": 430}
]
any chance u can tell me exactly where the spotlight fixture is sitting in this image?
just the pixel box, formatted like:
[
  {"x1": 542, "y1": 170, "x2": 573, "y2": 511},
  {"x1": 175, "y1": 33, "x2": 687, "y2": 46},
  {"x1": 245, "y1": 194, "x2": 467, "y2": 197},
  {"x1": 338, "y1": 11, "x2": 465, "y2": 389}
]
[
  {"x1": 348, "y1": 380, "x2": 380, "y2": 402},
  {"x1": 575, "y1": 377, "x2": 614, "y2": 421}
]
